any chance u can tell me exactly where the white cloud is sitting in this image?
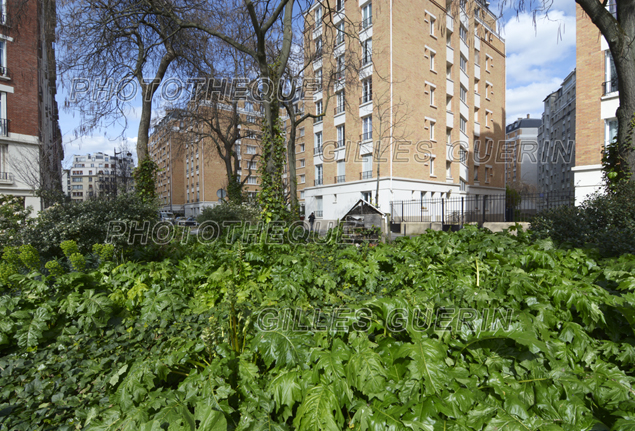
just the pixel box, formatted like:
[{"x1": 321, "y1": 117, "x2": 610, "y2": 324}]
[
  {"x1": 506, "y1": 78, "x2": 563, "y2": 122},
  {"x1": 503, "y1": 10, "x2": 576, "y2": 86}
]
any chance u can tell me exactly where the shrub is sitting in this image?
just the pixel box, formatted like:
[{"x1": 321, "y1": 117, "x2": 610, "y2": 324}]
[
  {"x1": 531, "y1": 182, "x2": 635, "y2": 256},
  {"x1": 20, "y1": 193, "x2": 158, "y2": 259},
  {"x1": 0, "y1": 195, "x2": 34, "y2": 248},
  {"x1": 197, "y1": 202, "x2": 259, "y2": 234}
]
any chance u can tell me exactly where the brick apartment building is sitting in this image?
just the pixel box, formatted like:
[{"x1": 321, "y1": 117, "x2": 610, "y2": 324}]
[
  {"x1": 573, "y1": 3, "x2": 616, "y2": 204},
  {"x1": 63, "y1": 152, "x2": 134, "y2": 201},
  {"x1": 150, "y1": 105, "x2": 263, "y2": 217},
  {"x1": 0, "y1": 0, "x2": 63, "y2": 213},
  {"x1": 504, "y1": 116, "x2": 542, "y2": 191},
  {"x1": 298, "y1": 0, "x2": 506, "y2": 222},
  {"x1": 538, "y1": 69, "x2": 576, "y2": 195}
]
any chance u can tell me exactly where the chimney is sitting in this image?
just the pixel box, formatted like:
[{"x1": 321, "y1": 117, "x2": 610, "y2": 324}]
[{"x1": 527, "y1": 114, "x2": 530, "y2": 119}]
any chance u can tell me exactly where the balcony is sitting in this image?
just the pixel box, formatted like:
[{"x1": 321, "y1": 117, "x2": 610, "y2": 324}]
[
  {"x1": 446, "y1": 14, "x2": 454, "y2": 32},
  {"x1": 474, "y1": 92, "x2": 481, "y2": 108},
  {"x1": 603, "y1": 78, "x2": 619, "y2": 95},
  {"x1": 446, "y1": 46, "x2": 454, "y2": 65},
  {"x1": 474, "y1": 122, "x2": 481, "y2": 136},
  {"x1": 446, "y1": 111, "x2": 454, "y2": 127},
  {"x1": 0, "y1": 118, "x2": 7, "y2": 137},
  {"x1": 474, "y1": 64, "x2": 480, "y2": 80},
  {"x1": 446, "y1": 78, "x2": 454, "y2": 96},
  {"x1": 0, "y1": 172, "x2": 14, "y2": 185},
  {"x1": 360, "y1": 17, "x2": 372, "y2": 31},
  {"x1": 361, "y1": 170, "x2": 373, "y2": 180},
  {"x1": 314, "y1": 178, "x2": 323, "y2": 186},
  {"x1": 314, "y1": 146, "x2": 323, "y2": 155},
  {"x1": 335, "y1": 175, "x2": 346, "y2": 183}
]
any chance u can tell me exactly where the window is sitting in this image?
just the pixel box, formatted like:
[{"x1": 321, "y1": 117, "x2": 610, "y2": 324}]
[
  {"x1": 300, "y1": 159, "x2": 305, "y2": 168},
  {"x1": 485, "y1": 110, "x2": 492, "y2": 128},
  {"x1": 430, "y1": 51, "x2": 436, "y2": 71},
  {"x1": 460, "y1": 25, "x2": 467, "y2": 43},
  {"x1": 460, "y1": 179, "x2": 466, "y2": 191},
  {"x1": 460, "y1": 55, "x2": 467, "y2": 73},
  {"x1": 299, "y1": 143, "x2": 305, "y2": 153},
  {"x1": 315, "y1": 69, "x2": 322, "y2": 91},
  {"x1": 362, "y1": 77, "x2": 372, "y2": 104},
  {"x1": 429, "y1": 156, "x2": 435, "y2": 176},
  {"x1": 446, "y1": 161, "x2": 452, "y2": 178},
  {"x1": 315, "y1": 132, "x2": 323, "y2": 153},
  {"x1": 336, "y1": 91, "x2": 345, "y2": 114},
  {"x1": 446, "y1": 32, "x2": 452, "y2": 48},
  {"x1": 485, "y1": 82, "x2": 491, "y2": 100},
  {"x1": 605, "y1": 51, "x2": 618, "y2": 94},
  {"x1": 606, "y1": 118, "x2": 618, "y2": 146},
  {"x1": 460, "y1": 0, "x2": 467, "y2": 11},
  {"x1": 485, "y1": 167, "x2": 491, "y2": 183},
  {"x1": 460, "y1": 85, "x2": 467, "y2": 103},
  {"x1": 0, "y1": 40, "x2": 6, "y2": 75},
  {"x1": 336, "y1": 21, "x2": 345, "y2": 45},
  {"x1": 337, "y1": 125, "x2": 345, "y2": 148},
  {"x1": 474, "y1": 50, "x2": 480, "y2": 66},
  {"x1": 248, "y1": 161, "x2": 257, "y2": 169},
  {"x1": 246, "y1": 145, "x2": 256, "y2": 155},
  {"x1": 361, "y1": 191, "x2": 372, "y2": 202},
  {"x1": 460, "y1": 147, "x2": 467, "y2": 164},
  {"x1": 337, "y1": 160, "x2": 345, "y2": 179},
  {"x1": 336, "y1": 55, "x2": 345, "y2": 81},
  {"x1": 430, "y1": 86, "x2": 436, "y2": 106},
  {"x1": 247, "y1": 176, "x2": 257, "y2": 185},
  {"x1": 362, "y1": 39, "x2": 372, "y2": 65},
  {"x1": 362, "y1": 3, "x2": 372, "y2": 29},
  {"x1": 362, "y1": 116, "x2": 372, "y2": 141},
  {"x1": 315, "y1": 100, "x2": 323, "y2": 123},
  {"x1": 72, "y1": 177, "x2": 82, "y2": 182},
  {"x1": 72, "y1": 185, "x2": 83, "y2": 190},
  {"x1": 362, "y1": 155, "x2": 373, "y2": 179},
  {"x1": 314, "y1": 5, "x2": 322, "y2": 29},
  {"x1": 430, "y1": 16, "x2": 436, "y2": 37},
  {"x1": 315, "y1": 164, "x2": 323, "y2": 185},
  {"x1": 299, "y1": 174, "x2": 306, "y2": 184},
  {"x1": 315, "y1": 37, "x2": 323, "y2": 59},
  {"x1": 485, "y1": 55, "x2": 493, "y2": 72},
  {"x1": 336, "y1": 0, "x2": 345, "y2": 12},
  {"x1": 460, "y1": 116, "x2": 467, "y2": 134},
  {"x1": 474, "y1": 166, "x2": 479, "y2": 182},
  {"x1": 429, "y1": 121, "x2": 436, "y2": 141}
]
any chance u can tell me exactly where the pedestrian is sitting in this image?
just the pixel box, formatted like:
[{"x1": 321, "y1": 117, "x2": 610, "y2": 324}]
[{"x1": 308, "y1": 212, "x2": 316, "y2": 232}]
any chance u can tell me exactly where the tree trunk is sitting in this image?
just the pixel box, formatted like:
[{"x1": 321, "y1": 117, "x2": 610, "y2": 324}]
[
  {"x1": 136, "y1": 95, "x2": 152, "y2": 162},
  {"x1": 287, "y1": 121, "x2": 298, "y2": 215}
]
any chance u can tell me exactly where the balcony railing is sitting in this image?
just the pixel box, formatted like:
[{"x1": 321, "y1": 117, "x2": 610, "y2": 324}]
[
  {"x1": 361, "y1": 170, "x2": 373, "y2": 180},
  {"x1": 314, "y1": 178, "x2": 323, "y2": 186},
  {"x1": 360, "y1": 94, "x2": 372, "y2": 105},
  {"x1": 334, "y1": 104, "x2": 345, "y2": 115},
  {"x1": 314, "y1": 145, "x2": 323, "y2": 155},
  {"x1": 360, "y1": 17, "x2": 372, "y2": 30},
  {"x1": 335, "y1": 175, "x2": 346, "y2": 183},
  {"x1": 0, "y1": 118, "x2": 7, "y2": 137},
  {"x1": 360, "y1": 131, "x2": 372, "y2": 141},
  {"x1": 603, "y1": 78, "x2": 619, "y2": 95},
  {"x1": 313, "y1": 116, "x2": 323, "y2": 124},
  {"x1": 0, "y1": 172, "x2": 14, "y2": 184}
]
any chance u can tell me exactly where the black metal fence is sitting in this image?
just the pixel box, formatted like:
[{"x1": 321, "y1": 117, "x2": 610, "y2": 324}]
[{"x1": 390, "y1": 191, "x2": 574, "y2": 227}]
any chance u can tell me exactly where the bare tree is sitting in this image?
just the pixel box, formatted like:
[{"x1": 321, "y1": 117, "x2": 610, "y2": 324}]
[{"x1": 57, "y1": 0, "x2": 201, "y2": 162}]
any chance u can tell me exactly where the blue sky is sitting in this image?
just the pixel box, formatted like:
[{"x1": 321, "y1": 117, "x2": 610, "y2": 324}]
[{"x1": 58, "y1": 0, "x2": 578, "y2": 165}]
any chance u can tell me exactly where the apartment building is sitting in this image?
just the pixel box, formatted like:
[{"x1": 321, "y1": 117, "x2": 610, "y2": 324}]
[
  {"x1": 0, "y1": 0, "x2": 63, "y2": 214},
  {"x1": 66, "y1": 152, "x2": 134, "y2": 201},
  {"x1": 538, "y1": 69, "x2": 576, "y2": 195},
  {"x1": 504, "y1": 116, "x2": 542, "y2": 191},
  {"x1": 150, "y1": 104, "x2": 263, "y2": 217},
  {"x1": 573, "y1": 3, "x2": 616, "y2": 204},
  {"x1": 299, "y1": 0, "x2": 506, "y2": 222}
]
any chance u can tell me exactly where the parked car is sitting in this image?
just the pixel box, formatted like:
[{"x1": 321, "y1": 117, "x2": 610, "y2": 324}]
[
  {"x1": 177, "y1": 216, "x2": 198, "y2": 227},
  {"x1": 159, "y1": 211, "x2": 175, "y2": 223}
]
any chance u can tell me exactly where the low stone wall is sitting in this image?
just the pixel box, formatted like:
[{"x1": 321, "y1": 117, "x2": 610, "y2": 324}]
[{"x1": 400, "y1": 221, "x2": 530, "y2": 236}]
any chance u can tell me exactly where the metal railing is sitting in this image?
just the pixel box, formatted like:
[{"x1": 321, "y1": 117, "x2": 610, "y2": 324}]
[
  {"x1": 360, "y1": 131, "x2": 372, "y2": 141},
  {"x1": 314, "y1": 145, "x2": 323, "y2": 155},
  {"x1": 360, "y1": 94, "x2": 372, "y2": 105},
  {"x1": 335, "y1": 175, "x2": 346, "y2": 183},
  {"x1": 334, "y1": 104, "x2": 345, "y2": 115},
  {"x1": 313, "y1": 116, "x2": 323, "y2": 124},
  {"x1": 0, "y1": 172, "x2": 13, "y2": 183},
  {"x1": 603, "y1": 78, "x2": 618, "y2": 95},
  {"x1": 361, "y1": 170, "x2": 373, "y2": 180},
  {"x1": 0, "y1": 118, "x2": 8, "y2": 137},
  {"x1": 390, "y1": 191, "x2": 574, "y2": 226},
  {"x1": 360, "y1": 17, "x2": 372, "y2": 30},
  {"x1": 314, "y1": 178, "x2": 323, "y2": 186}
]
